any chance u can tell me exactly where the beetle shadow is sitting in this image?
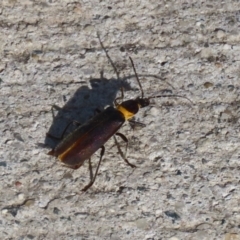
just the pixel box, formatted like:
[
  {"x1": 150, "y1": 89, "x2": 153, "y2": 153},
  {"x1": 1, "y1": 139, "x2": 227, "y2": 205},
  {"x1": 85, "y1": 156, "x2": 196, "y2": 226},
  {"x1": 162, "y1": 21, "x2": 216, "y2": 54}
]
[{"x1": 44, "y1": 73, "x2": 132, "y2": 149}]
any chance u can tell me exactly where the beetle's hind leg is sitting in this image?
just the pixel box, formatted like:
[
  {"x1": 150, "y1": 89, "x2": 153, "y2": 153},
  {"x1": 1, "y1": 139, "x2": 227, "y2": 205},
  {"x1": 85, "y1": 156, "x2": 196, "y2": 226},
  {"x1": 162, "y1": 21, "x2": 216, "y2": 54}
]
[
  {"x1": 81, "y1": 146, "x2": 105, "y2": 192},
  {"x1": 115, "y1": 133, "x2": 136, "y2": 168}
]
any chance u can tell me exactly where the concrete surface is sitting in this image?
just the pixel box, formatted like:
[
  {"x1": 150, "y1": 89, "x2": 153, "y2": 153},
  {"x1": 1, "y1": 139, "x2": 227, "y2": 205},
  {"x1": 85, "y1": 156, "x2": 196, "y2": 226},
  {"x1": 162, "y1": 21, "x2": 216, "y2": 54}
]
[{"x1": 1, "y1": 1, "x2": 240, "y2": 239}]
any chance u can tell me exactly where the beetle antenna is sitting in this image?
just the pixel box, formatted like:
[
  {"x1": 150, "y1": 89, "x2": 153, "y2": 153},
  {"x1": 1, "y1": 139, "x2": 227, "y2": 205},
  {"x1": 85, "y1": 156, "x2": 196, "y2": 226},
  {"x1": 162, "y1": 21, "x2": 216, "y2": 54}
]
[
  {"x1": 129, "y1": 57, "x2": 144, "y2": 99},
  {"x1": 97, "y1": 32, "x2": 120, "y2": 80},
  {"x1": 148, "y1": 94, "x2": 194, "y2": 105}
]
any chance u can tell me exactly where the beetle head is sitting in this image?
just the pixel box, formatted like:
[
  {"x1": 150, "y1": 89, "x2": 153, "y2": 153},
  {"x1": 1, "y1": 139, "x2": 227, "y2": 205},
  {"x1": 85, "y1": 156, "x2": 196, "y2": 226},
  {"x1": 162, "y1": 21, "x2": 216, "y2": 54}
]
[{"x1": 136, "y1": 97, "x2": 150, "y2": 108}]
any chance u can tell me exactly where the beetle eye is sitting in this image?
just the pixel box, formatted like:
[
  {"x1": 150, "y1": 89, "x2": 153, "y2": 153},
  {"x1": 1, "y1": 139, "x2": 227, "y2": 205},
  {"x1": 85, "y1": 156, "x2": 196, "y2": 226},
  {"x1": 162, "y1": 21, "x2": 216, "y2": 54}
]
[{"x1": 138, "y1": 98, "x2": 150, "y2": 108}]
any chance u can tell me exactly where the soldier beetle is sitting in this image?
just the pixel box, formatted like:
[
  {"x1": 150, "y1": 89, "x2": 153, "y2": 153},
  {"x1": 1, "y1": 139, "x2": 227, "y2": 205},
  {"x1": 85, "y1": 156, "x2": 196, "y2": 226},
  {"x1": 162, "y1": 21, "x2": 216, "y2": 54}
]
[{"x1": 48, "y1": 47, "x2": 192, "y2": 191}]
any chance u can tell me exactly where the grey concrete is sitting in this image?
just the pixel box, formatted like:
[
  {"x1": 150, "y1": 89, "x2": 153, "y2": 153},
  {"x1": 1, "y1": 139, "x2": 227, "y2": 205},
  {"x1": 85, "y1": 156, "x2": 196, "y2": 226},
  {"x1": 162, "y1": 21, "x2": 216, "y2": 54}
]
[{"x1": 1, "y1": 1, "x2": 240, "y2": 239}]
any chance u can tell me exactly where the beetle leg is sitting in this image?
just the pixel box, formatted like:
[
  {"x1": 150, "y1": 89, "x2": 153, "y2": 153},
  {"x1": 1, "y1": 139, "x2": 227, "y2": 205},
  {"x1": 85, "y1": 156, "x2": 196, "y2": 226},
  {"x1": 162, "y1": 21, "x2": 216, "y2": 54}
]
[
  {"x1": 115, "y1": 133, "x2": 136, "y2": 168},
  {"x1": 128, "y1": 119, "x2": 146, "y2": 130},
  {"x1": 88, "y1": 158, "x2": 93, "y2": 180},
  {"x1": 81, "y1": 146, "x2": 105, "y2": 192}
]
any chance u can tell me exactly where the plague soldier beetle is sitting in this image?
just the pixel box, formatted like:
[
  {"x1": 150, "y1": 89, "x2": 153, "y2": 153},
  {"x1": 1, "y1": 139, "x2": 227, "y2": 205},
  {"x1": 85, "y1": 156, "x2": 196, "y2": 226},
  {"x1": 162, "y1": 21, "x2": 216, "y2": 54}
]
[{"x1": 48, "y1": 52, "x2": 192, "y2": 191}]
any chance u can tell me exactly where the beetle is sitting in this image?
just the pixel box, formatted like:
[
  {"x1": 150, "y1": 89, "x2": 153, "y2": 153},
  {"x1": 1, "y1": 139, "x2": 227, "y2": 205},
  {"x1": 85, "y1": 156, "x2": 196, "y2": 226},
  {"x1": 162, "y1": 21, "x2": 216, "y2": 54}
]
[{"x1": 48, "y1": 57, "x2": 192, "y2": 191}]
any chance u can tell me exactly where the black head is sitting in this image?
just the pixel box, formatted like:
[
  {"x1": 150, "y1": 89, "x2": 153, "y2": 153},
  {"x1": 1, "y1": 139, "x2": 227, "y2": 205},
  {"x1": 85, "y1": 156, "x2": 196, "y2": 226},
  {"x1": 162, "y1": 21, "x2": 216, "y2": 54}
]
[{"x1": 136, "y1": 97, "x2": 150, "y2": 108}]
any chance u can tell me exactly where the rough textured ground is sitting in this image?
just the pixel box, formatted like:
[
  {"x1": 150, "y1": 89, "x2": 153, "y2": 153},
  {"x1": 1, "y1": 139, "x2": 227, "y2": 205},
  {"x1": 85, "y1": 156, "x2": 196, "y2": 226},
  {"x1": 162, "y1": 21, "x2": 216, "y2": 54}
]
[{"x1": 1, "y1": 1, "x2": 240, "y2": 240}]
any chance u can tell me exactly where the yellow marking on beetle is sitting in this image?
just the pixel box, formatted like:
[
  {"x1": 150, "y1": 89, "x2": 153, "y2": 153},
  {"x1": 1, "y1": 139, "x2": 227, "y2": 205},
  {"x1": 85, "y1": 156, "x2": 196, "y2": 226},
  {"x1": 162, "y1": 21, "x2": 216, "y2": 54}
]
[
  {"x1": 57, "y1": 120, "x2": 104, "y2": 162},
  {"x1": 58, "y1": 119, "x2": 104, "y2": 162},
  {"x1": 58, "y1": 143, "x2": 77, "y2": 161},
  {"x1": 117, "y1": 105, "x2": 135, "y2": 120},
  {"x1": 58, "y1": 134, "x2": 88, "y2": 162}
]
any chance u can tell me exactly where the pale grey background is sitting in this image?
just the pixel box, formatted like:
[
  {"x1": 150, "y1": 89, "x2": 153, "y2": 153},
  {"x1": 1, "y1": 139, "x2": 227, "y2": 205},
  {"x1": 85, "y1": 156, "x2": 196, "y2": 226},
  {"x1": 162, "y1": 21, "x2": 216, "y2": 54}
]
[{"x1": 1, "y1": 1, "x2": 240, "y2": 240}]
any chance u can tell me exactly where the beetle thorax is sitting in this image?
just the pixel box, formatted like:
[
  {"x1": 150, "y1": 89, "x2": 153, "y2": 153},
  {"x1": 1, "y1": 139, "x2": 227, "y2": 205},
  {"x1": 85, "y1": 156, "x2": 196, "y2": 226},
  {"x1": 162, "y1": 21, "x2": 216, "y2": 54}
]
[{"x1": 116, "y1": 99, "x2": 140, "y2": 120}]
